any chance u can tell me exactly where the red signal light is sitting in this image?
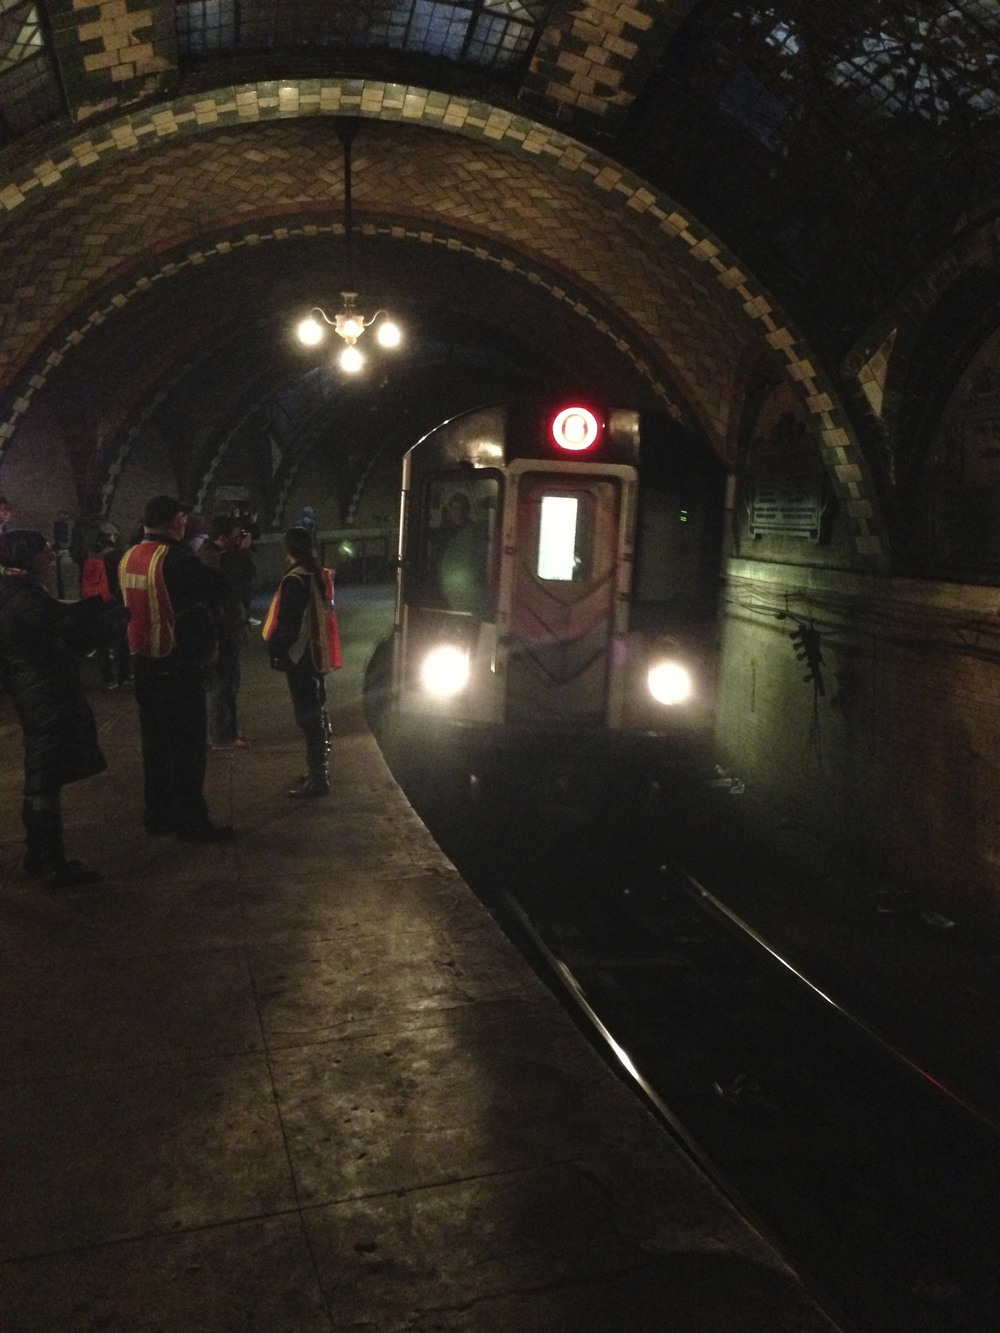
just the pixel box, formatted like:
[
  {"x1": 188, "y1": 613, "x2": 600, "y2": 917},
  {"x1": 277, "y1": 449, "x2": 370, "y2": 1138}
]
[{"x1": 551, "y1": 406, "x2": 600, "y2": 452}]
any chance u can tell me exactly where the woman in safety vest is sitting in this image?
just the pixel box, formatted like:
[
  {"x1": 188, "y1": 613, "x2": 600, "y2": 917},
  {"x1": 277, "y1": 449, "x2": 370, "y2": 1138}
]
[{"x1": 263, "y1": 526, "x2": 341, "y2": 797}]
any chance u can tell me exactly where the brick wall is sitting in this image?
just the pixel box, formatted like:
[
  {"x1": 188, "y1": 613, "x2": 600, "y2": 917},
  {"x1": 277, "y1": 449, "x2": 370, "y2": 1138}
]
[{"x1": 715, "y1": 561, "x2": 1000, "y2": 922}]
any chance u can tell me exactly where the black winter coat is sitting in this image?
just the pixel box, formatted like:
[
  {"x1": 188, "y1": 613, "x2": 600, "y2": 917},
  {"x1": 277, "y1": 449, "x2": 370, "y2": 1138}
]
[{"x1": 0, "y1": 575, "x2": 107, "y2": 795}]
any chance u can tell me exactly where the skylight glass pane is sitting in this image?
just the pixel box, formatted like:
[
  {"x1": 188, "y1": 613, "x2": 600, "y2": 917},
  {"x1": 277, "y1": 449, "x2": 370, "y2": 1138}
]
[
  {"x1": 408, "y1": 0, "x2": 469, "y2": 59},
  {"x1": 717, "y1": 64, "x2": 791, "y2": 147},
  {"x1": 361, "y1": 3, "x2": 411, "y2": 47},
  {"x1": 175, "y1": 0, "x2": 548, "y2": 75},
  {"x1": 964, "y1": 0, "x2": 1000, "y2": 29},
  {"x1": 176, "y1": 0, "x2": 235, "y2": 54},
  {"x1": 483, "y1": 0, "x2": 541, "y2": 20},
  {"x1": 0, "y1": 47, "x2": 61, "y2": 142},
  {"x1": 0, "y1": 2, "x2": 42, "y2": 72},
  {"x1": 467, "y1": 12, "x2": 533, "y2": 66}
]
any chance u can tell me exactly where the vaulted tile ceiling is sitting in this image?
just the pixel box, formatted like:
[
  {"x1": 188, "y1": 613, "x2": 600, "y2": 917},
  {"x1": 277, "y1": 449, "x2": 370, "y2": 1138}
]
[
  {"x1": 1, "y1": 0, "x2": 998, "y2": 537},
  {"x1": 4, "y1": 1, "x2": 996, "y2": 357}
]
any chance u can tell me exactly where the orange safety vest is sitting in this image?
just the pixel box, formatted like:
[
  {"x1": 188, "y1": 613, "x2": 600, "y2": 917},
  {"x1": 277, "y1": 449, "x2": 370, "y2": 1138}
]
[
  {"x1": 263, "y1": 566, "x2": 342, "y2": 672},
  {"x1": 119, "y1": 540, "x2": 175, "y2": 656}
]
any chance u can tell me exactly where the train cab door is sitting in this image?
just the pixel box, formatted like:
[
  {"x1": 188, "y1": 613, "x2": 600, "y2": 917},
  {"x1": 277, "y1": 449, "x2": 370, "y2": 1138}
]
[{"x1": 499, "y1": 461, "x2": 636, "y2": 726}]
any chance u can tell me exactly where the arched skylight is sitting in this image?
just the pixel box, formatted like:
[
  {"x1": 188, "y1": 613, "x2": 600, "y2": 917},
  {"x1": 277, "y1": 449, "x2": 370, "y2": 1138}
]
[
  {"x1": 175, "y1": 0, "x2": 551, "y2": 74},
  {"x1": 0, "y1": 0, "x2": 63, "y2": 146}
]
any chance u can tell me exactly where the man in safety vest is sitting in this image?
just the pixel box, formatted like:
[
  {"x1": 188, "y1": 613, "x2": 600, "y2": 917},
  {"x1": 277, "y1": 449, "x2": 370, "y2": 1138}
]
[{"x1": 120, "y1": 494, "x2": 235, "y2": 842}]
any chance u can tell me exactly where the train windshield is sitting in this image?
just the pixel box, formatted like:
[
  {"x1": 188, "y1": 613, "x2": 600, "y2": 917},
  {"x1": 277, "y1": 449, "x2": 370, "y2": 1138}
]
[{"x1": 416, "y1": 473, "x2": 501, "y2": 617}]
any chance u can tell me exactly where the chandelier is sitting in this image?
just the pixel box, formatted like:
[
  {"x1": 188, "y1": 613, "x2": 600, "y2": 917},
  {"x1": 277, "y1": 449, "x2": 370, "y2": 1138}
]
[{"x1": 295, "y1": 119, "x2": 401, "y2": 373}]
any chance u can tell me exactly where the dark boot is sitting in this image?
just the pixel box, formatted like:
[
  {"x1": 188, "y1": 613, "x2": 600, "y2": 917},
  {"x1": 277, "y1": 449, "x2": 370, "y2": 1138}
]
[
  {"x1": 23, "y1": 796, "x2": 101, "y2": 887},
  {"x1": 288, "y1": 727, "x2": 330, "y2": 798},
  {"x1": 292, "y1": 712, "x2": 332, "y2": 785}
]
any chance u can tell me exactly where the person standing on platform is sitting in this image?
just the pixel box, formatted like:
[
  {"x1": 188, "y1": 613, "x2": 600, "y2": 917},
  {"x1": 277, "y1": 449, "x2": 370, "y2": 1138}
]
[
  {"x1": 263, "y1": 526, "x2": 341, "y2": 798},
  {"x1": 119, "y1": 495, "x2": 235, "y2": 843},
  {"x1": 0, "y1": 529, "x2": 115, "y2": 886},
  {"x1": 198, "y1": 514, "x2": 250, "y2": 749},
  {"x1": 69, "y1": 507, "x2": 103, "y2": 590},
  {"x1": 52, "y1": 509, "x2": 72, "y2": 598},
  {"x1": 100, "y1": 526, "x2": 133, "y2": 689},
  {"x1": 227, "y1": 525, "x2": 258, "y2": 624}
]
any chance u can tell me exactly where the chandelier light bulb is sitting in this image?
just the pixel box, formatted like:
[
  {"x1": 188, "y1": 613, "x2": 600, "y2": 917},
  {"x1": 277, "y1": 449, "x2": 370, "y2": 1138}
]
[
  {"x1": 296, "y1": 316, "x2": 325, "y2": 346},
  {"x1": 296, "y1": 297, "x2": 402, "y2": 360},
  {"x1": 337, "y1": 312, "x2": 365, "y2": 341},
  {"x1": 376, "y1": 320, "x2": 402, "y2": 348}
]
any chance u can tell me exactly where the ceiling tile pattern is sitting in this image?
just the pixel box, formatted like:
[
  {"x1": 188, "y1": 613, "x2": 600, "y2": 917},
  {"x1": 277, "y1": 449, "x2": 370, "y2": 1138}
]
[
  {"x1": 0, "y1": 115, "x2": 753, "y2": 447},
  {"x1": 3, "y1": 0, "x2": 998, "y2": 354},
  {"x1": 522, "y1": 0, "x2": 678, "y2": 122},
  {"x1": 2, "y1": 0, "x2": 973, "y2": 560}
]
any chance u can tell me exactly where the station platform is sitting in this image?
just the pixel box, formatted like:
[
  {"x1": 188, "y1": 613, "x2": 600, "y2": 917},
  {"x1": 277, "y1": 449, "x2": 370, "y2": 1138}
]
[{"x1": 0, "y1": 586, "x2": 840, "y2": 1332}]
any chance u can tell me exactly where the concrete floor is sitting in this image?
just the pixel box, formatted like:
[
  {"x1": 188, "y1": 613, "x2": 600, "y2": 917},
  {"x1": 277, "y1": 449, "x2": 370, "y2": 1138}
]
[{"x1": 0, "y1": 587, "x2": 839, "y2": 1331}]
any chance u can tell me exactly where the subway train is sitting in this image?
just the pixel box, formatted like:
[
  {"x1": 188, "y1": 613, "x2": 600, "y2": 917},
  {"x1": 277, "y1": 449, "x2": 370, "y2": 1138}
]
[{"x1": 366, "y1": 397, "x2": 728, "y2": 800}]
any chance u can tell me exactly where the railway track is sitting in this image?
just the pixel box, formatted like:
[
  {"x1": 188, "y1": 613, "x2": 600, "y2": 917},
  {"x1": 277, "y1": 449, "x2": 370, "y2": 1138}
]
[
  {"x1": 393, "y1": 752, "x2": 1000, "y2": 1333},
  {"x1": 498, "y1": 866, "x2": 1000, "y2": 1333}
]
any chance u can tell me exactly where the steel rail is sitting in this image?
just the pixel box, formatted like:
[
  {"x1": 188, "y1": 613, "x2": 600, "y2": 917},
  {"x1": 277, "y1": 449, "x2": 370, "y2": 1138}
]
[
  {"x1": 501, "y1": 889, "x2": 858, "y2": 1333},
  {"x1": 673, "y1": 864, "x2": 1000, "y2": 1137}
]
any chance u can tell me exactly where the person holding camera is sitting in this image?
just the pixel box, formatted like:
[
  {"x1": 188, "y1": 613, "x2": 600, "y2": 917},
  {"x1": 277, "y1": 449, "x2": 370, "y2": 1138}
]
[{"x1": 226, "y1": 511, "x2": 258, "y2": 624}]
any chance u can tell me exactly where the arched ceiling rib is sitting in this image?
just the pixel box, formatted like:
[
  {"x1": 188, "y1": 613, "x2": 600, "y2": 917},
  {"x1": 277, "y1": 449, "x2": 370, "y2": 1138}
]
[
  {"x1": 3, "y1": 0, "x2": 998, "y2": 359},
  {"x1": 0, "y1": 117, "x2": 756, "y2": 449},
  {"x1": 0, "y1": 47, "x2": 934, "y2": 562}
]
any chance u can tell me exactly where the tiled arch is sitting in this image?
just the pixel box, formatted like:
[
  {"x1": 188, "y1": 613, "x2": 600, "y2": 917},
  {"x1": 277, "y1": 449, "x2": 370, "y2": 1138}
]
[
  {"x1": 847, "y1": 215, "x2": 1000, "y2": 443},
  {"x1": 0, "y1": 79, "x2": 887, "y2": 561}
]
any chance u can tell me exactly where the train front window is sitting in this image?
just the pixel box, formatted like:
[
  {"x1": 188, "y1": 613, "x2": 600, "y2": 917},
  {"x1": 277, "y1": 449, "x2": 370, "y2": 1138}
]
[{"x1": 416, "y1": 473, "x2": 501, "y2": 615}]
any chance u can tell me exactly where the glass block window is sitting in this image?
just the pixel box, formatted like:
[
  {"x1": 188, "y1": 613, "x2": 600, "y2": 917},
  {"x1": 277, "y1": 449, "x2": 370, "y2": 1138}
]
[
  {"x1": 710, "y1": 2, "x2": 1000, "y2": 142},
  {"x1": 176, "y1": 0, "x2": 236, "y2": 55},
  {"x1": 0, "y1": 0, "x2": 63, "y2": 146},
  {"x1": 829, "y1": 10, "x2": 1000, "y2": 121},
  {"x1": 175, "y1": 0, "x2": 549, "y2": 75},
  {"x1": 466, "y1": 8, "x2": 536, "y2": 68}
]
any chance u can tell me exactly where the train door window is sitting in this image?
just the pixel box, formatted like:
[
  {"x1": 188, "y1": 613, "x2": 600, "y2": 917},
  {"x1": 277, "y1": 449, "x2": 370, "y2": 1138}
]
[
  {"x1": 415, "y1": 473, "x2": 501, "y2": 615},
  {"x1": 520, "y1": 476, "x2": 618, "y2": 583},
  {"x1": 537, "y1": 496, "x2": 580, "y2": 580}
]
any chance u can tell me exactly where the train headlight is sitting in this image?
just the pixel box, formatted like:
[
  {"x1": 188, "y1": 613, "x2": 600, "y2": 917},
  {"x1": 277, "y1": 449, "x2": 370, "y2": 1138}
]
[
  {"x1": 421, "y1": 645, "x2": 470, "y2": 697},
  {"x1": 647, "y1": 660, "x2": 693, "y2": 706}
]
